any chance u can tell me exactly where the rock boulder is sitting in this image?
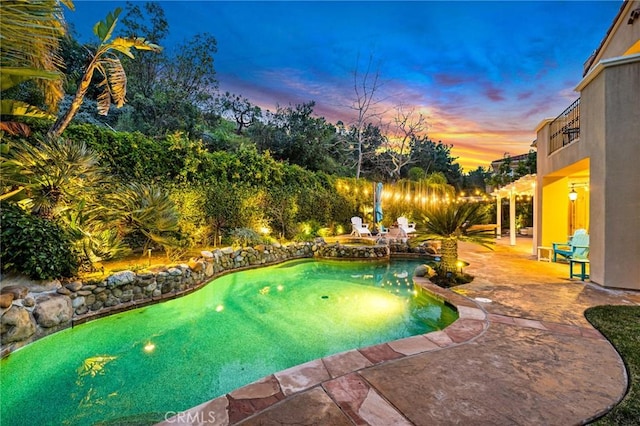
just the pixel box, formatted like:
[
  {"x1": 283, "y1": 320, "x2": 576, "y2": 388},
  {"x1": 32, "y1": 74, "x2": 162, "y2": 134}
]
[
  {"x1": 0, "y1": 293, "x2": 14, "y2": 309},
  {"x1": 1, "y1": 285, "x2": 29, "y2": 299},
  {"x1": 1, "y1": 306, "x2": 36, "y2": 343},
  {"x1": 106, "y1": 271, "x2": 136, "y2": 288},
  {"x1": 33, "y1": 294, "x2": 72, "y2": 328}
]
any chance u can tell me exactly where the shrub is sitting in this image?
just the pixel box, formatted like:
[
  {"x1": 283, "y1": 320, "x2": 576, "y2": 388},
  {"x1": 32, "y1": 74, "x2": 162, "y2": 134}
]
[
  {"x1": 161, "y1": 234, "x2": 192, "y2": 262},
  {"x1": 167, "y1": 182, "x2": 210, "y2": 247},
  {"x1": 293, "y1": 220, "x2": 324, "y2": 242},
  {"x1": 428, "y1": 262, "x2": 473, "y2": 288},
  {"x1": 228, "y1": 228, "x2": 263, "y2": 247},
  {"x1": 0, "y1": 202, "x2": 79, "y2": 280}
]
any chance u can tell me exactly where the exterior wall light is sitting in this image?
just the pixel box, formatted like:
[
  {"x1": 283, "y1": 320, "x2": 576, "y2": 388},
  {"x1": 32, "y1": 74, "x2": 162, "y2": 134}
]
[{"x1": 569, "y1": 186, "x2": 578, "y2": 201}]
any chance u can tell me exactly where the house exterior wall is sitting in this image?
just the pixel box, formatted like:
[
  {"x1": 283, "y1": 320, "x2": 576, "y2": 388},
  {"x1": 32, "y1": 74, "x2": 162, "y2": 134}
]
[
  {"x1": 587, "y1": 2, "x2": 640, "y2": 69},
  {"x1": 536, "y1": 1, "x2": 640, "y2": 290},
  {"x1": 601, "y1": 60, "x2": 640, "y2": 289},
  {"x1": 536, "y1": 57, "x2": 640, "y2": 290},
  {"x1": 540, "y1": 176, "x2": 570, "y2": 246},
  {"x1": 535, "y1": 116, "x2": 590, "y2": 250},
  {"x1": 580, "y1": 65, "x2": 606, "y2": 285}
]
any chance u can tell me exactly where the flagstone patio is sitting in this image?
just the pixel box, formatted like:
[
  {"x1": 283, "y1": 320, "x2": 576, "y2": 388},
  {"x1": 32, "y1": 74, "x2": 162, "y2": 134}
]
[{"x1": 161, "y1": 238, "x2": 640, "y2": 425}]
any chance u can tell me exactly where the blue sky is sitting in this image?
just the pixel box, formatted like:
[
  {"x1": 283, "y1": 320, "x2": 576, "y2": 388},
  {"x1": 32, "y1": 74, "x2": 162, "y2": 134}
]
[{"x1": 66, "y1": 1, "x2": 623, "y2": 170}]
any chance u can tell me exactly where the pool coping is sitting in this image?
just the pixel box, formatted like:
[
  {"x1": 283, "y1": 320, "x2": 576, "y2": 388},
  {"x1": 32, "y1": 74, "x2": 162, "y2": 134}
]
[{"x1": 160, "y1": 276, "x2": 489, "y2": 425}]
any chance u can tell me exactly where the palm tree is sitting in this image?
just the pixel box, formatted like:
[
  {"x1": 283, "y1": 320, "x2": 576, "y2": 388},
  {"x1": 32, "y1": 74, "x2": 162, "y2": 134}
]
[
  {"x1": 104, "y1": 182, "x2": 179, "y2": 250},
  {"x1": 1, "y1": 137, "x2": 128, "y2": 268},
  {"x1": 421, "y1": 202, "x2": 494, "y2": 274},
  {"x1": 0, "y1": 0, "x2": 74, "y2": 135},
  {"x1": 48, "y1": 8, "x2": 161, "y2": 138},
  {"x1": 2, "y1": 137, "x2": 105, "y2": 218},
  {"x1": 63, "y1": 205, "x2": 132, "y2": 269}
]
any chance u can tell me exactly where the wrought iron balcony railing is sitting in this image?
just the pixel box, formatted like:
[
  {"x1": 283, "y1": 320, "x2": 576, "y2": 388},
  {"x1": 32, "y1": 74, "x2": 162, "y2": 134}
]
[{"x1": 549, "y1": 98, "x2": 580, "y2": 155}]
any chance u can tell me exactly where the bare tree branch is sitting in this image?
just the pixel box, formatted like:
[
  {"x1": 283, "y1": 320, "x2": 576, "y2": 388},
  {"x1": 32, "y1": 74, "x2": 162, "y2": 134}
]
[
  {"x1": 382, "y1": 105, "x2": 429, "y2": 179},
  {"x1": 349, "y1": 53, "x2": 386, "y2": 179}
]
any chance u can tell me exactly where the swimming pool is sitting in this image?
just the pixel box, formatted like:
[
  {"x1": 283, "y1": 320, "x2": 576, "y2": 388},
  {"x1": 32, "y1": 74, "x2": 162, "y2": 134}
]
[{"x1": 0, "y1": 258, "x2": 457, "y2": 425}]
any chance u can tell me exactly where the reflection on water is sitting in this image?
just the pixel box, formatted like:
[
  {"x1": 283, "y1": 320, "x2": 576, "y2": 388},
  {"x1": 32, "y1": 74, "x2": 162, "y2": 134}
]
[
  {"x1": 73, "y1": 355, "x2": 119, "y2": 414},
  {"x1": 77, "y1": 356, "x2": 118, "y2": 379}
]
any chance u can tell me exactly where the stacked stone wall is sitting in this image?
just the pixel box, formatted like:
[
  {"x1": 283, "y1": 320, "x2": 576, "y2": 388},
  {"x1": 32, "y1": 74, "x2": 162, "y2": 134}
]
[
  {"x1": 315, "y1": 243, "x2": 389, "y2": 259},
  {"x1": 1, "y1": 241, "x2": 317, "y2": 356},
  {"x1": 1, "y1": 237, "x2": 436, "y2": 356},
  {"x1": 388, "y1": 238, "x2": 440, "y2": 256}
]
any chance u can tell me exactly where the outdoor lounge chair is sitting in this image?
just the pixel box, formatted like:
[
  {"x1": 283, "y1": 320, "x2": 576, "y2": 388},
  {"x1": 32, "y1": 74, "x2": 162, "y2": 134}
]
[
  {"x1": 351, "y1": 216, "x2": 372, "y2": 237},
  {"x1": 552, "y1": 229, "x2": 589, "y2": 262},
  {"x1": 397, "y1": 216, "x2": 416, "y2": 236}
]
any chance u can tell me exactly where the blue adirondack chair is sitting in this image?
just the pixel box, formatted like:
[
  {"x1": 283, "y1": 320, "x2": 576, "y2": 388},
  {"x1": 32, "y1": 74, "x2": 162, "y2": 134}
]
[{"x1": 553, "y1": 229, "x2": 589, "y2": 262}]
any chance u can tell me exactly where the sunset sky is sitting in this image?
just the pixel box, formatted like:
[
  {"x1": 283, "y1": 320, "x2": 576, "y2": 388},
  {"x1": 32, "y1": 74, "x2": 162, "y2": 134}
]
[{"x1": 67, "y1": 1, "x2": 623, "y2": 171}]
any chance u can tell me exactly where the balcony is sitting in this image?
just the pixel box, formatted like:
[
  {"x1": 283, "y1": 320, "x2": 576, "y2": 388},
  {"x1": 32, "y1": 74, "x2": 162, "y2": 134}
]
[{"x1": 549, "y1": 98, "x2": 580, "y2": 155}]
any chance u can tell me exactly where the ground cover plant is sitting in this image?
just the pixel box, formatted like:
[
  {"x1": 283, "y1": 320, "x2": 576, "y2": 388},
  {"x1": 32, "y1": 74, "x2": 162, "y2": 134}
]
[{"x1": 585, "y1": 305, "x2": 640, "y2": 425}]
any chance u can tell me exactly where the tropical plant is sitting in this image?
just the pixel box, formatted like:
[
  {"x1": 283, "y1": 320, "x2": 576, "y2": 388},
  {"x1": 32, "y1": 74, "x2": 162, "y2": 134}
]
[
  {"x1": 0, "y1": 0, "x2": 73, "y2": 135},
  {"x1": 420, "y1": 202, "x2": 494, "y2": 274},
  {"x1": 0, "y1": 136, "x2": 133, "y2": 269},
  {"x1": 62, "y1": 204, "x2": 131, "y2": 270},
  {"x1": 1, "y1": 137, "x2": 105, "y2": 218},
  {"x1": 49, "y1": 8, "x2": 162, "y2": 138},
  {"x1": 103, "y1": 182, "x2": 179, "y2": 251},
  {"x1": 0, "y1": 142, "x2": 27, "y2": 202}
]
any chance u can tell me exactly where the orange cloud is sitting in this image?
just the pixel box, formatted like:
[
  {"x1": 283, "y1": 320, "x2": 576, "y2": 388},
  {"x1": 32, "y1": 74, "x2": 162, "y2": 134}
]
[{"x1": 223, "y1": 76, "x2": 540, "y2": 173}]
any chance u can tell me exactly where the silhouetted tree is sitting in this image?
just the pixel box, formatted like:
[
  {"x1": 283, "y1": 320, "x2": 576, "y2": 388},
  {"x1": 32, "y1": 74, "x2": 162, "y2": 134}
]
[{"x1": 217, "y1": 92, "x2": 262, "y2": 134}]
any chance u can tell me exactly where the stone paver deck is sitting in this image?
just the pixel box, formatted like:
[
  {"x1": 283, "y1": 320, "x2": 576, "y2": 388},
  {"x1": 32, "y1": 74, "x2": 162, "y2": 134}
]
[{"x1": 161, "y1": 238, "x2": 640, "y2": 425}]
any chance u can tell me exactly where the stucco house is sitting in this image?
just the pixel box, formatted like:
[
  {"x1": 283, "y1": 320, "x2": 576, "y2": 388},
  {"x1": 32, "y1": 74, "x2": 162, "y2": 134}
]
[{"x1": 534, "y1": 0, "x2": 640, "y2": 290}]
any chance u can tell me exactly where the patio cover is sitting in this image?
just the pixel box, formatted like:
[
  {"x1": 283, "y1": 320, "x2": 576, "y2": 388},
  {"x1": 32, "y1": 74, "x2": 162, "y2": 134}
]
[
  {"x1": 491, "y1": 174, "x2": 537, "y2": 252},
  {"x1": 491, "y1": 174, "x2": 536, "y2": 198}
]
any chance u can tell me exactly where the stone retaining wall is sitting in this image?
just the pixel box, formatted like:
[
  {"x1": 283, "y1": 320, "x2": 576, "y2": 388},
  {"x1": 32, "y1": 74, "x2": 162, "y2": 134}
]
[
  {"x1": 1, "y1": 241, "x2": 316, "y2": 356},
  {"x1": 0, "y1": 238, "x2": 434, "y2": 356},
  {"x1": 315, "y1": 242, "x2": 390, "y2": 259},
  {"x1": 388, "y1": 238, "x2": 440, "y2": 255}
]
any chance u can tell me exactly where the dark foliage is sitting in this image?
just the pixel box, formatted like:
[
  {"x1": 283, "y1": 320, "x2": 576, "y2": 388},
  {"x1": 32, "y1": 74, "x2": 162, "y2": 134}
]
[{"x1": 1, "y1": 202, "x2": 79, "y2": 280}]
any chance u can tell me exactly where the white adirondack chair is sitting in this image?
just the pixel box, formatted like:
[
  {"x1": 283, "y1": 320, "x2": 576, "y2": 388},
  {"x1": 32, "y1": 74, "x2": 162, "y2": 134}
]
[
  {"x1": 351, "y1": 216, "x2": 372, "y2": 237},
  {"x1": 397, "y1": 216, "x2": 416, "y2": 236}
]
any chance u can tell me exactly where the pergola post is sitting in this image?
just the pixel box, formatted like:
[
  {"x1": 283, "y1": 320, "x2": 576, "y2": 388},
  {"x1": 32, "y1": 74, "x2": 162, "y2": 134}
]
[
  {"x1": 531, "y1": 187, "x2": 538, "y2": 255},
  {"x1": 510, "y1": 190, "x2": 516, "y2": 246},
  {"x1": 491, "y1": 174, "x2": 536, "y2": 249},
  {"x1": 496, "y1": 194, "x2": 502, "y2": 239}
]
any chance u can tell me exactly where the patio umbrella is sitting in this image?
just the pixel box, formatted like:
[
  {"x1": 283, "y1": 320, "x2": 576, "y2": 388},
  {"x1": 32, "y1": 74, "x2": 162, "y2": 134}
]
[{"x1": 374, "y1": 182, "x2": 383, "y2": 224}]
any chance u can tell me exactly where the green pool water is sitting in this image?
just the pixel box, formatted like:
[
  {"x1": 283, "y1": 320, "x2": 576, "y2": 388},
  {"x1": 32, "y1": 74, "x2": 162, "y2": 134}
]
[{"x1": 0, "y1": 258, "x2": 457, "y2": 425}]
